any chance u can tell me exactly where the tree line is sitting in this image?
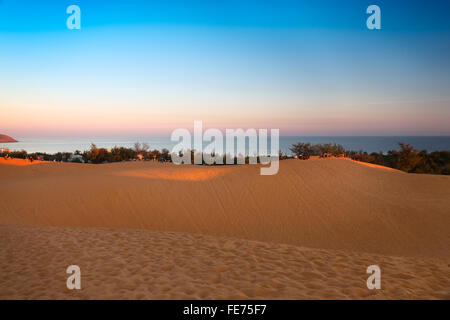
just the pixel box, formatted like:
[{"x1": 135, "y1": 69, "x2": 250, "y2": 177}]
[
  {"x1": 0, "y1": 143, "x2": 171, "y2": 164},
  {"x1": 289, "y1": 142, "x2": 450, "y2": 175},
  {"x1": 1, "y1": 141, "x2": 449, "y2": 175}
]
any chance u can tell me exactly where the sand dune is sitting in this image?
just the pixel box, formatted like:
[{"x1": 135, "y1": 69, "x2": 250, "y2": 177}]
[
  {"x1": 0, "y1": 159, "x2": 448, "y2": 257},
  {"x1": 0, "y1": 158, "x2": 449, "y2": 299}
]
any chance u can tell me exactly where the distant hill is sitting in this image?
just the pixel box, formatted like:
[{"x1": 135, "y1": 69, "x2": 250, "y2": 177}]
[{"x1": 0, "y1": 134, "x2": 17, "y2": 143}]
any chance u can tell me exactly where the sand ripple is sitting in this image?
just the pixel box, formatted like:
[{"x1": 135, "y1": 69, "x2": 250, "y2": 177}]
[{"x1": 1, "y1": 225, "x2": 448, "y2": 300}]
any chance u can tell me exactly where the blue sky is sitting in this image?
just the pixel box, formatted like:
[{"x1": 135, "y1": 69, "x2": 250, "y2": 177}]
[
  {"x1": 1, "y1": 0, "x2": 449, "y2": 32},
  {"x1": 1, "y1": 0, "x2": 449, "y2": 136}
]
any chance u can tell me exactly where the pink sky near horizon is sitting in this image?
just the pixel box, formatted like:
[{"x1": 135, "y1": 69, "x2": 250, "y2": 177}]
[
  {"x1": 2, "y1": 92, "x2": 450, "y2": 137},
  {"x1": 3, "y1": 110, "x2": 449, "y2": 138},
  {"x1": 2, "y1": 82, "x2": 449, "y2": 137},
  {"x1": 1, "y1": 95, "x2": 449, "y2": 137}
]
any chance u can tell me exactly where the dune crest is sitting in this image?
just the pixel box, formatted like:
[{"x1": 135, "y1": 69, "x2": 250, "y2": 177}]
[{"x1": 345, "y1": 158, "x2": 399, "y2": 171}]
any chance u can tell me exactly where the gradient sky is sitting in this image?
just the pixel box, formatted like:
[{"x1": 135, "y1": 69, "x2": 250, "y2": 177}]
[{"x1": 1, "y1": 0, "x2": 449, "y2": 137}]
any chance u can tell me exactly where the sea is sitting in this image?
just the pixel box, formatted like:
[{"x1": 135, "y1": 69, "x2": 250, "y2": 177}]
[{"x1": 1, "y1": 136, "x2": 449, "y2": 155}]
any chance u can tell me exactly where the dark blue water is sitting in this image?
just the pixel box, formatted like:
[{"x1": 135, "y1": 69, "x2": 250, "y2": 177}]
[
  {"x1": 1, "y1": 136, "x2": 449, "y2": 155},
  {"x1": 279, "y1": 136, "x2": 450, "y2": 154}
]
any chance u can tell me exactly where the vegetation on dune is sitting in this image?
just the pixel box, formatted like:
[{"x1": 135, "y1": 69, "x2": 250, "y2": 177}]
[
  {"x1": 289, "y1": 142, "x2": 450, "y2": 175},
  {"x1": 0, "y1": 143, "x2": 171, "y2": 164},
  {"x1": 1, "y1": 140, "x2": 449, "y2": 175},
  {"x1": 349, "y1": 143, "x2": 450, "y2": 175},
  {"x1": 83, "y1": 143, "x2": 171, "y2": 163},
  {"x1": 290, "y1": 142, "x2": 346, "y2": 157}
]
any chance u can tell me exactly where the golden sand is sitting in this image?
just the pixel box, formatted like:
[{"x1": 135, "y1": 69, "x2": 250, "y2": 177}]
[
  {"x1": 0, "y1": 158, "x2": 46, "y2": 166},
  {"x1": 116, "y1": 166, "x2": 232, "y2": 181},
  {"x1": 0, "y1": 159, "x2": 449, "y2": 299}
]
